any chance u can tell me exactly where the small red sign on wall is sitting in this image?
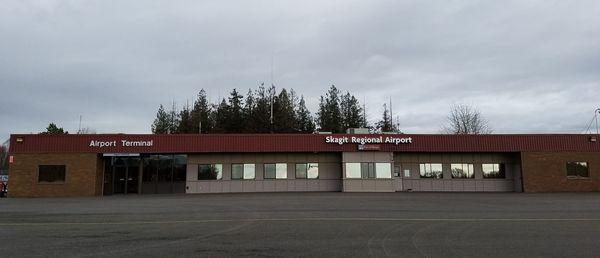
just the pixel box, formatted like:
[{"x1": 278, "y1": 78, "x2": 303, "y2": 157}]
[{"x1": 9, "y1": 156, "x2": 13, "y2": 164}]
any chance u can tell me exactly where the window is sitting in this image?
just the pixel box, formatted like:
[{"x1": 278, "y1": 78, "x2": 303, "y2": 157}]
[
  {"x1": 264, "y1": 164, "x2": 276, "y2": 179},
  {"x1": 173, "y1": 155, "x2": 187, "y2": 182},
  {"x1": 346, "y1": 162, "x2": 391, "y2": 179},
  {"x1": 361, "y1": 163, "x2": 375, "y2": 178},
  {"x1": 232, "y1": 164, "x2": 255, "y2": 180},
  {"x1": 264, "y1": 163, "x2": 287, "y2": 179},
  {"x1": 567, "y1": 162, "x2": 589, "y2": 178},
  {"x1": 375, "y1": 163, "x2": 392, "y2": 178},
  {"x1": 482, "y1": 164, "x2": 505, "y2": 179},
  {"x1": 419, "y1": 163, "x2": 443, "y2": 179},
  {"x1": 345, "y1": 163, "x2": 361, "y2": 178},
  {"x1": 231, "y1": 164, "x2": 243, "y2": 180},
  {"x1": 243, "y1": 164, "x2": 256, "y2": 179},
  {"x1": 307, "y1": 163, "x2": 319, "y2": 179},
  {"x1": 451, "y1": 164, "x2": 474, "y2": 179},
  {"x1": 38, "y1": 165, "x2": 66, "y2": 183},
  {"x1": 198, "y1": 164, "x2": 222, "y2": 180},
  {"x1": 295, "y1": 164, "x2": 307, "y2": 179},
  {"x1": 296, "y1": 163, "x2": 319, "y2": 179}
]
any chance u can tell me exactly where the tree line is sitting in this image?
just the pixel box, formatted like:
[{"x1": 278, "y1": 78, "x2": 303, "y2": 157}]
[
  {"x1": 151, "y1": 85, "x2": 400, "y2": 134},
  {"x1": 35, "y1": 90, "x2": 492, "y2": 136}
]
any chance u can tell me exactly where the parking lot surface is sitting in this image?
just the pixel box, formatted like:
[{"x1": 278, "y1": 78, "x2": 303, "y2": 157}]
[{"x1": 1, "y1": 192, "x2": 600, "y2": 257}]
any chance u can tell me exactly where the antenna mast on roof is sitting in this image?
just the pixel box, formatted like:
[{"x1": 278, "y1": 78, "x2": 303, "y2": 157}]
[
  {"x1": 363, "y1": 95, "x2": 367, "y2": 128},
  {"x1": 389, "y1": 97, "x2": 393, "y2": 130},
  {"x1": 596, "y1": 108, "x2": 600, "y2": 135},
  {"x1": 78, "y1": 115, "x2": 82, "y2": 134},
  {"x1": 583, "y1": 108, "x2": 600, "y2": 135},
  {"x1": 270, "y1": 55, "x2": 275, "y2": 131}
]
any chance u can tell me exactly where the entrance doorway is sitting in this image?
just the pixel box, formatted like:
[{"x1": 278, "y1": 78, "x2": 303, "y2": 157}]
[
  {"x1": 103, "y1": 156, "x2": 141, "y2": 195},
  {"x1": 103, "y1": 154, "x2": 187, "y2": 195}
]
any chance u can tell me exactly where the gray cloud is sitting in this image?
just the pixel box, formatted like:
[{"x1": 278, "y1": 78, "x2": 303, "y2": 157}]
[{"x1": 1, "y1": 0, "x2": 599, "y2": 141}]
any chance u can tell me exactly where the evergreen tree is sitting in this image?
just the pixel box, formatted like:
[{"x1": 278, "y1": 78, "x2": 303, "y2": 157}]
[
  {"x1": 151, "y1": 105, "x2": 170, "y2": 134},
  {"x1": 318, "y1": 85, "x2": 343, "y2": 133},
  {"x1": 376, "y1": 103, "x2": 400, "y2": 133},
  {"x1": 243, "y1": 89, "x2": 257, "y2": 132},
  {"x1": 212, "y1": 98, "x2": 229, "y2": 133},
  {"x1": 191, "y1": 89, "x2": 213, "y2": 134},
  {"x1": 296, "y1": 96, "x2": 315, "y2": 133},
  {"x1": 340, "y1": 92, "x2": 364, "y2": 131},
  {"x1": 167, "y1": 101, "x2": 180, "y2": 134},
  {"x1": 225, "y1": 89, "x2": 244, "y2": 133},
  {"x1": 177, "y1": 102, "x2": 193, "y2": 133},
  {"x1": 41, "y1": 123, "x2": 68, "y2": 134},
  {"x1": 252, "y1": 85, "x2": 272, "y2": 133},
  {"x1": 273, "y1": 88, "x2": 296, "y2": 133}
]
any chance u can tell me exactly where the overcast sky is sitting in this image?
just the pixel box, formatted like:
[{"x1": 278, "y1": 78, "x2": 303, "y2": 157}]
[{"x1": 1, "y1": 1, "x2": 599, "y2": 141}]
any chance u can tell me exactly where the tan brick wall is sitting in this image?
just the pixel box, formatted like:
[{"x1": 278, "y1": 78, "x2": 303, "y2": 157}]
[
  {"x1": 8, "y1": 153, "x2": 102, "y2": 197},
  {"x1": 522, "y1": 152, "x2": 600, "y2": 192}
]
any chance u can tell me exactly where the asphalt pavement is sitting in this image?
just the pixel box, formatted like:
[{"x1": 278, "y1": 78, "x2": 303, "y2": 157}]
[{"x1": 1, "y1": 192, "x2": 600, "y2": 257}]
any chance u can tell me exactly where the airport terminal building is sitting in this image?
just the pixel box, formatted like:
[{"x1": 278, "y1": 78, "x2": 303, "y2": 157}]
[{"x1": 6, "y1": 133, "x2": 600, "y2": 197}]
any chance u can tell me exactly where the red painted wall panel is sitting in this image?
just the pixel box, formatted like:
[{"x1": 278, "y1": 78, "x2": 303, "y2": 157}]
[{"x1": 8, "y1": 133, "x2": 600, "y2": 154}]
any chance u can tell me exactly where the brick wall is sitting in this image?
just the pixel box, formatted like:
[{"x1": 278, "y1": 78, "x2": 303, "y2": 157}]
[
  {"x1": 521, "y1": 152, "x2": 600, "y2": 192},
  {"x1": 7, "y1": 153, "x2": 102, "y2": 197}
]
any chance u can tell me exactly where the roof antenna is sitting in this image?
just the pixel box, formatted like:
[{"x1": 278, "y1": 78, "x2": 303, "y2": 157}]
[
  {"x1": 78, "y1": 115, "x2": 82, "y2": 134},
  {"x1": 363, "y1": 95, "x2": 367, "y2": 128},
  {"x1": 389, "y1": 96, "x2": 393, "y2": 132},
  {"x1": 596, "y1": 108, "x2": 600, "y2": 135}
]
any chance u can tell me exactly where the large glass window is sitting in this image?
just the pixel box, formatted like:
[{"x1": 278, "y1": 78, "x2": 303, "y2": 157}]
[
  {"x1": 345, "y1": 163, "x2": 361, "y2": 178},
  {"x1": 264, "y1": 164, "x2": 276, "y2": 179},
  {"x1": 276, "y1": 163, "x2": 287, "y2": 179},
  {"x1": 231, "y1": 163, "x2": 255, "y2": 180},
  {"x1": 198, "y1": 164, "x2": 222, "y2": 180},
  {"x1": 38, "y1": 165, "x2": 66, "y2": 183},
  {"x1": 482, "y1": 164, "x2": 506, "y2": 179},
  {"x1": 296, "y1": 163, "x2": 319, "y2": 179},
  {"x1": 361, "y1": 163, "x2": 375, "y2": 178},
  {"x1": 451, "y1": 163, "x2": 474, "y2": 179},
  {"x1": 295, "y1": 164, "x2": 307, "y2": 179},
  {"x1": 139, "y1": 154, "x2": 187, "y2": 194},
  {"x1": 173, "y1": 155, "x2": 187, "y2": 182},
  {"x1": 419, "y1": 163, "x2": 443, "y2": 179},
  {"x1": 567, "y1": 162, "x2": 589, "y2": 178},
  {"x1": 375, "y1": 163, "x2": 392, "y2": 178},
  {"x1": 263, "y1": 163, "x2": 286, "y2": 179},
  {"x1": 232, "y1": 164, "x2": 244, "y2": 180},
  {"x1": 307, "y1": 163, "x2": 319, "y2": 179},
  {"x1": 346, "y1": 162, "x2": 391, "y2": 179},
  {"x1": 158, "y1": 155, "x2": 174, "y2": 183}
]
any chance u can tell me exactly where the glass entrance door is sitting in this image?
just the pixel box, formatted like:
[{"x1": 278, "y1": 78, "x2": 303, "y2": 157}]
[
  {"x1": 103, "y1": 157, "x2": 141, "y2": 195},
  {"x1": 126, "y1": 168, "x2": 139, "y2": 194},
  {"x1": 114, "y1": 166, "x2": 127, "y2": 194}
]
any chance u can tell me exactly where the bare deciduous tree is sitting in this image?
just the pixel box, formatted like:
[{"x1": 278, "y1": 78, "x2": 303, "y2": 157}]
[{"x1": 443, "y1": 104, "x2": 492, "y2": 134}]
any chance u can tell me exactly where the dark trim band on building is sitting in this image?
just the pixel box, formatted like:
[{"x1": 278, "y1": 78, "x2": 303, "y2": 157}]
[{"x1": 6, "y1": 133, "x2": 600, "y2": 197}]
